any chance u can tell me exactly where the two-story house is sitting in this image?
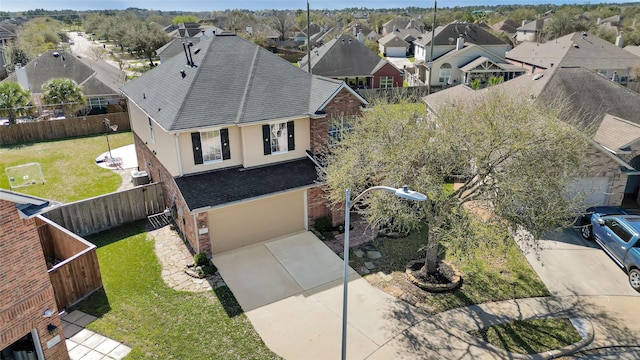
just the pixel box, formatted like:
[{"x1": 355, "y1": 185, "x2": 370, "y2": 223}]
[
  {"x1": 410, "y1": 22, "x2": 522, "y2": 88},
  {"x1": 121, "y1": 33, "x2": 366, "y2": 256},
  {"x1": 298, "y1": 34, "x2": 403, "y2": 89},
  {"x1": 0, "y1": 190, "x2": 68, "y2": 360}
]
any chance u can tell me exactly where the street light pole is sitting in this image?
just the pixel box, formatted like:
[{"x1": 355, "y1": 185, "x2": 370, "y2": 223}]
[{"x1": 341, "y1": 185, "x2": 427, "y2": 360}]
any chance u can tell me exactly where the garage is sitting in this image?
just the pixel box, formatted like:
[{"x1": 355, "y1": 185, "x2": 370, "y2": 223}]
[
  {"x1": 566, "y1": 176, "x2": 611, "y2": 206},
  {"x1": 208, "y1": 189, "x2": 306, "y2": 254}
]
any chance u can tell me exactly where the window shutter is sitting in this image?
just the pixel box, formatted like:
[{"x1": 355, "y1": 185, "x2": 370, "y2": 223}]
[
  {"x1": 191, "y1": 132, "x2": 203, "y2": 165},
  {"x1": 262, "y1": 124, "x2": 271, "y2": 155},
  {"x1": 220, "y1": 128, "x2": 231, "y2": 160},
  {"x1": 287, "y1": 121, "x2": 295, "y2": 151}
]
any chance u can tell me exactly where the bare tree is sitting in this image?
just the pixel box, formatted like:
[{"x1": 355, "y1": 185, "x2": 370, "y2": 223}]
[{"x1": 271, "y1": 11, "x2": 292, "y2": 41}]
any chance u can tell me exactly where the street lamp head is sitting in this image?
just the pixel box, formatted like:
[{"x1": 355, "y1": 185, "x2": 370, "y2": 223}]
[{"x1": 394, "y1": 185, "x2": 427, "y2": 201}]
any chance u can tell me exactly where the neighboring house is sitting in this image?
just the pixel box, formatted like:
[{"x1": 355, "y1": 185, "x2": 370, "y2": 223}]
[
  {"x1": 597, "y1": 14, "x2": 623, "y2": 34},
  {"x1": 424, "y1": 66, "x2": 640, "y2": 207},
  {"x1": 381, "y1": 18, "x2": 425, "y2": 35},
  {"x1": 410, "y1": 23, "x2": 518, "y2": 88},
  {"x1": 2, "y1": 50, "x2": 125, "y2": 115},
  {"x1": 156, "y1": 37, "x2": 202, "y2": 63},
  {"x1": 624, "y1": 45, "x2": 640, "y2": 58},
  {"x1": 378, "y1": 33, "x2": 409, "y2": 57},
  {"x1": 120, "y1": 33, "x2": 366, "y2": 256},
  {"x1": 299, "y1": 34, "x2": 402, "y2": 89},
  {"x1": 0, "y1": 20, "x2": 19, "y2": 48},
  {"x1": 515, "y1": 18, "x2": 549, "y2": 43},
  {"x1": 0, "y1": 190, "x2": 69, "y2": 360},
  {"x1": 345, "y1": 22, "x2": 377, "y2": 40},
  {"x1": 506, "y1": 32, "x2": 640, "y2": 84},
  {"x1": 490, "y1": 19, "x2": 518, "y2": 44}
]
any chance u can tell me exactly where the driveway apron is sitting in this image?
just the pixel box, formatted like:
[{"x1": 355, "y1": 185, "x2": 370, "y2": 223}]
[{"x1": 213, "y1": 232, "x2": 430, "y2": 360}]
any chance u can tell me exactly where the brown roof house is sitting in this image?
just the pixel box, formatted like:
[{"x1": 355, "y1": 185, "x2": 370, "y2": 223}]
[
  {"x1": 0, "y1": 190, "x2": 69, "y2": 360},
  {"x1": 506, "y1": 31, "x2": 640, "y2": 84},
  {"x1": 410, "y1": 22, "x2": 521, "y2": 88},
  {"x1": 299, "y1": 34, "x2": 403, "y2": 89},
  {"x1": 120, "y1": 33, "x2": 366, "y2": 256},
  {"x1": 424, "y1": 66, "x2": 640, "y2": 207}
]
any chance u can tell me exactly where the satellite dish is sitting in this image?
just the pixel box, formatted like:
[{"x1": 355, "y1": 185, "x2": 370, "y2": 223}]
[{"x1": 110, "y1": 125, "x2": 118, "y2": 131}]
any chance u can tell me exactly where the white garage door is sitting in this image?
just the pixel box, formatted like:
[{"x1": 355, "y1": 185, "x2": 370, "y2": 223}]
[
  {"x1": 565, "y1": 177, "x2": 611, "y2": 206},
  {"x1": 208, "y1": 190, "x2": 306, "y2": 254},
  {"x1": 386, "y1": 47, "x2": 406, "y2": 57}
]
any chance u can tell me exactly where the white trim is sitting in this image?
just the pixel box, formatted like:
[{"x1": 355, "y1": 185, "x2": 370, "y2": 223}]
[
  {"x1": 193, "y1": 214, "x2": 200, "y2": 254},
  {"x1": 32, "y1": 329, "x2": 45, "y2": 360},
  {"x1": 0, "y1": 190, "x2": 49, "y2": 205},
  {"x1": 304, "y1": 189, "x2": 309, "y2": 231},
  {"x1": 175, "y1": 134, "x2": 183, "y2": 176},
  {"x1": 316, "y1": 82, "x2": 368, "y2": 112}
]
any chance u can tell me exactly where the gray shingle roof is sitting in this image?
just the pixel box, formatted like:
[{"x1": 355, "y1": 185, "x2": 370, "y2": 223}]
[
  {"x1": 175, "y1": 158, "x2": 319, "y2": 211},
  {"x1": 121, "y1": 34, "x2": 358, "y2": 132},
  {"x1": 378, "y1": 34, "x2": 409, "y2": 47},
  {"x1": 506, "y1": 32, "x2": 640, "y2": 70},
  {"x1": 299, "y1": 34, "x2": 389, "y2": 77},
  {"x1": 3, "y1": 50, "x2": 122, "y2": 96},
  {"x1": 593, "y1": 114, "x2": 640, "y2": 152},
  {"x1": 415, "y1": 22, "x2": 507, "y2": 47}
]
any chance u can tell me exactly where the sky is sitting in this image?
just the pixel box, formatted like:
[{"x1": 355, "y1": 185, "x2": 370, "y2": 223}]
[{"x1": 2, "y1": 0, "x2": 640, "y2": 12}]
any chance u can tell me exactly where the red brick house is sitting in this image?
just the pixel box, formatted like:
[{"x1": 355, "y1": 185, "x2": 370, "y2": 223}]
[
  {"x1": 299, "y1": 34, "x2": 403, "y2": 89},
  {"x1": 121, "y1": 33, "x2": 366, "y2": 256},
  {"x1": 0, "y1": 190, "x2": 69, "y2": 360}
]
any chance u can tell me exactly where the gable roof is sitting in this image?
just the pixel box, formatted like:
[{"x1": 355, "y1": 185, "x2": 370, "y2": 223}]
[
  {"x1": 3, "y1": 50, "x2": 124, "y2": 95},
  {"x1": 378, "y1": 33, "x2": 409, "y2": 47},
  {"x1": 593, "y1": 114, "x2": 640, "y2": 152},
  {"x1": 299, "y1": 34, "x2": 391, "y2": 77},
  {"x1": 415, "y1": 22, "x2": 508, "y2": 47},
  {"x1": 624, "y1": 45, "x2": 640, "y2": 57},
  {"x1": 506, "y1": 32, "x2": 640, "y2": 70},
  {"x1": 517, "y1": 19, "x2": 545, "y2": 32},
  {"x1": 156, "y1": 37, "x2": 202, "y2": 59},
  {"x1": 121, "y1": 34, "x2": 365, "y2": 132},
  {"x1": 491, "y1": 19, "x2": 518, "y2": 34},
  {"x1": 0, "y1": 189, "x2": 59, "y2": 219}
]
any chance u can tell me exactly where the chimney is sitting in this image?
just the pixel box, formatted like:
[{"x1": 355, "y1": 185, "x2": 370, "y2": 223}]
[
  {"x1": 409, "y1": 19, "x2": 415, "y2": 29},
  {"x1": 615, "y1": 31, "x2": 624, "y2": 48},
  {"x1": 357, "y1": 30, "x2": 364, "y2": 43},
  {"x1": 353, "y1": 26, "x2": 357, "y2": 36},
  {"x1": 15, "y1": 63, "x2": 30, "y2": 91},
  {"x1": 246, "y1": 26, "x2": 253, "y2": 36},
  {"x1": 456, "y1": 34, "x2": 464, "y2": 50},
  {"x1": 596, "y1": 17, "x2": 601, "y2": 25},
  {"x1": 522, "y1": 19, "x2": 529, "y2": 26}
]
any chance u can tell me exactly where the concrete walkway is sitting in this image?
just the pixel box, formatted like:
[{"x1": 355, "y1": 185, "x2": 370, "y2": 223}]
[{"x1": 62, "y1": 310, "x2": 131, "y2": 360}]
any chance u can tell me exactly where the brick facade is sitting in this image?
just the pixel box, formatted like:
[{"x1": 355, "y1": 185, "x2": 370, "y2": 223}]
[
  {"x1": 0, "y1": 199, "x2": 69, "y2": 359},
  {"x1": 134, "y1": 133, "x2": 209, "y2": 256}
]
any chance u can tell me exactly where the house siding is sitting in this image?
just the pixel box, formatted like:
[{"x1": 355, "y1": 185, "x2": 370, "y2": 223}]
[
  {"x1": 584, "y1": 145, "x2": 625, "y2": 206},
  {"x1": 0, "y1": 199, "x2": 69, "y2": 359},
  {"x1": 372, "y1": 63, "x2": 404, "y2": 88}
]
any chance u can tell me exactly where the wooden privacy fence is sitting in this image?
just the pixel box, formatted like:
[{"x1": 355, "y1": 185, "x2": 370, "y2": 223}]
[
  {"x1": 44, "y1": 183, "x2": 165, "y2": 237},
  {"x1": 36, "y1": 216, "x2": 102, "y2": 310},
  {"x1": 0, "y1": 112, "x2": 130, "y2": 145}
]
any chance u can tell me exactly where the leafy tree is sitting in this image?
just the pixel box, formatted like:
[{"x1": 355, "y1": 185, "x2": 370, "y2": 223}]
[
  {"x1": 172, "y1": 15, "x2": 198, "y2": 25},
  {"x1": 41, "y1": 78, "x2": 86, "y2": 118},
  {"x1": 271, "y1": 11, "x2": 293, "y2": 41},
  {"x1": 543, "y1": 11, "x2": 594, "y2": 40},
  {"x1": 6, "y1": 46, "x2": 30, "y2": 70},
  {"x1": 323, "y1": 92, "x2": 589, "y2": 276},
  {"x1": 15, "y1": 17, "x2": 65, "y2": 59},
  {"x1": 0, "y1": 82, "x2": 32, "y2": 124},
  {"x1": 130, "y1": 22, "x2": 170, "y2": 66}
]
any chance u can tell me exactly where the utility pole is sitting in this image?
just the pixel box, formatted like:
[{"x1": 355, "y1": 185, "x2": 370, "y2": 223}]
[
  {"x1": 307, "y1": 1, "x2": 312, "y2": 74},
  {"x1": 427, "y1": 0, "x2": 437, "y2": 95}
]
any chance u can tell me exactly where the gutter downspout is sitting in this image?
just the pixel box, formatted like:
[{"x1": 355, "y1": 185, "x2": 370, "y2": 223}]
[
  {"x1": 175, "y1": 134, "x2": 183, "y2": 176},
  {"x1": 193, "y1": 214, "x2": 200, "y2": 254}
]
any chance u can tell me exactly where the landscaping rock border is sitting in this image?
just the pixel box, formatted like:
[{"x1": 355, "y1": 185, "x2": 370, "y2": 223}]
[{"x1": 405, "y1": 259, "x2": 463, "y2": 292}]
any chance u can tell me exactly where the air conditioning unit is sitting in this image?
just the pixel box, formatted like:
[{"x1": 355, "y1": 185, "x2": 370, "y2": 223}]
[{"x1": 131, "y1": 170, "x2": 150, "y2": 186}]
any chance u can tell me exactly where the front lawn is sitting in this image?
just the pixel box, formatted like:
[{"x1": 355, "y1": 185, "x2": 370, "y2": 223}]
[
  {"x1": 73, "y1": 221, "x2": 279, "y2": 360},
  {"x1": 352, "y1": 216, "x2": 550, "y2": 314},
  {"x1": 0, "y1": 132, "x2": 133, "y2": 202}
]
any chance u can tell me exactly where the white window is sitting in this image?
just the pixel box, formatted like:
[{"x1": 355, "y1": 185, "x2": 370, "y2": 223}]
[
  {"x1": 263, "y1": 121, "x2": 294, "y2": 155},
  {"x1": 329, "y1": 115, "x2": 356, "y2": 146},
  {"x1": 148, "y1": 117, "x2": 155, "y2": 143},
  {"x1": 88, "y1": 97, "x2": 108, "y2": 109},
  {"x1": 380, "y1": 76, "x2": 394, "y2": 89},
  {"x1": 201, "y1": 129, "x2": 223, "y2": 163},
  {"x1": 439, "y1": 63, "x2": 452, "y2": 83}
]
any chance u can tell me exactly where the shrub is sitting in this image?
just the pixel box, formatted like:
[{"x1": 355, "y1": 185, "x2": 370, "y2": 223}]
[
  {"x1": 194, "y1": 252, "x2": 208, "y2": 266},
  {"x1": 314, "y1": 216, "x2": 332, "y2": 232}
]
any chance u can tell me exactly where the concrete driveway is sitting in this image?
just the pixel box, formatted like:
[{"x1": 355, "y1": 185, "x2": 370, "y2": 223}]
[
  {"x1": 213, "y1": 232, "x2": 430, "y2": 360},
  {"x1": 515, "y1": 228, "x2": 640, "y2": 296}
]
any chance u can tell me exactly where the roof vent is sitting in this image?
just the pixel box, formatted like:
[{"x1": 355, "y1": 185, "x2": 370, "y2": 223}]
[
  {"x1": 533, "y1": 73, "x2": 543, "y2": 80},
  {"x1": 53, "y1": 52, "x2": 59, "y2": 57},
  {"x1": 180, "y1": 70, "x2": 186, "y2": 79}
]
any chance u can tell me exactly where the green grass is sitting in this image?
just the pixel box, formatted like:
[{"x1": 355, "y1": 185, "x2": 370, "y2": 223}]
[
  {"x1": 73, "y1": 221, "x2": 280, "y2": 360},
  {"x1": 0, "y1": 132, "x2": 133, "y2": 202},
  {"x1": 469, "y1": 318, "x2": 581, "y2": 354},
  {"x1": 353, "y1": 216, "x2": 550, "y2": 314}
]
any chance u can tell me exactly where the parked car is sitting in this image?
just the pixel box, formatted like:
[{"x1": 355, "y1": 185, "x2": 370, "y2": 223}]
[
  {"x1": 575, "y1": 206, "x2": 630, "y2": 240},
  {"x1": 590, "y1": 213, "x2": 640, "y2": 292}
]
